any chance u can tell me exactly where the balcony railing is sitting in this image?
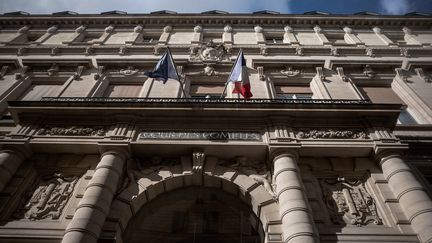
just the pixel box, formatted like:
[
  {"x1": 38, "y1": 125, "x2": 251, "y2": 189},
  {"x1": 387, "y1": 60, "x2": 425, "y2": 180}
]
[{"x1": 39, "y1": 97, "x2": 373, "y2": 105}]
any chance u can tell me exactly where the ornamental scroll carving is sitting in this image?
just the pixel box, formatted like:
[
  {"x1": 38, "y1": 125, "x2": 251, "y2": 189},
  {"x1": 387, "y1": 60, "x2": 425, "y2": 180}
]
[
  {"x1": 223, "y1": 157, "x2": 276, "y2": 198},
  {"x1": 319, "y1": 177, "x2": 382, "y2": 226},
  {"x1": 37, "y1": 126, "x2": 106, "y2": 136},
  {"x1": 296, "y1": 129, "x2": 369, "y2": 139},
  {"x1": 189, "y1": 40, "x2": 229, "y2": 62},
  {"x1": 14, "y1": 173, "x2": 78, "y2": 220}
]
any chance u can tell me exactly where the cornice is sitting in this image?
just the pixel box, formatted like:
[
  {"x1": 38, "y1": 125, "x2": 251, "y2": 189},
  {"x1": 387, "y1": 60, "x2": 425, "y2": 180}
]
[{"x1": 0, "y1": 14, "x2": 431, "y2": 28}]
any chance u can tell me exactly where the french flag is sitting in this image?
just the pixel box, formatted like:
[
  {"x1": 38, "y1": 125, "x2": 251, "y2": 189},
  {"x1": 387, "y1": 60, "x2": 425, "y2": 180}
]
[{"x1": 228, "y1": 49, "x2": 253, "y2": 99}]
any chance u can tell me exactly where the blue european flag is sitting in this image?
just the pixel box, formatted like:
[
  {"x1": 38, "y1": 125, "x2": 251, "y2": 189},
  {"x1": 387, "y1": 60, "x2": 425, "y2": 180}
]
[{"x1": 144, "y1": 48, "x2": 179, "y2": 83}]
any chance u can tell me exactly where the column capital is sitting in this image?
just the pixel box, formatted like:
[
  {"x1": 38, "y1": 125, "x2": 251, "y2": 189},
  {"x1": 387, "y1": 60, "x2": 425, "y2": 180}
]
[
  {"x1": 373, "y1": 146, "x2": 406, "y2": 166},
  {"x1": 271, "y1": 148, "x2": 299, "y2": 162},
  {"x1": 99, "y1": 146, "x2": 129, "y2": 161}
]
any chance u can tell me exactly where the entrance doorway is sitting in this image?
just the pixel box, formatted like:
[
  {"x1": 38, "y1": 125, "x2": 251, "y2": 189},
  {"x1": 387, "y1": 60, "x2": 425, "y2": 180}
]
[{"x1": 123, "y1": 186, "x2": 263, "y2": 243}]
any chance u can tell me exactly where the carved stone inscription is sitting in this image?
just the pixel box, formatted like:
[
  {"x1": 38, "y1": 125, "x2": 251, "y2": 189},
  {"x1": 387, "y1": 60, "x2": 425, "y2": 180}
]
[
  {"x1": 319, "y1": 177, "x2": 382, "y2": 226},
  {"x1": 14, "y1": 173, "x2": 78, "y2": 220},
  {"x1": 139, "y1": 131, "x2": 261, "y2": 141}
]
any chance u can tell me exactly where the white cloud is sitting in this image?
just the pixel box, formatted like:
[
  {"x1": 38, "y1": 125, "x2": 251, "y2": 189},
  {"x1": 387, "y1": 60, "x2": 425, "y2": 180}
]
[
  {"x1": 0, "y1": 0, "x2": 291, "y2": 14},
  {"x1": 380, "y1": 0, "x2": 410, "y2": 15}
]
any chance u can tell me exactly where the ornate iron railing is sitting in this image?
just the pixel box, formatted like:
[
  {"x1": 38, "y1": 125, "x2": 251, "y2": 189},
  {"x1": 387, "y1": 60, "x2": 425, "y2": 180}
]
[{"x1": 40, "y1": 97, "x2": 372, "y2": 105}]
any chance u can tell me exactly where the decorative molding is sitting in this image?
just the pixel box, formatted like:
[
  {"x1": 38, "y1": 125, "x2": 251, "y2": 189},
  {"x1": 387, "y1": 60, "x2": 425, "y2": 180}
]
[
  {"x1": 105, "y1": 25, "x2": 115, "y2": 33},
  {"x1": 296, "y1": 46, "x2": 304, "y2": 56},
  {"x1": 133, "y1": 25, "x2": 143, "y2": 33},
  {"x1": 365, "y1": 48, "x2": 375, "y2": 57},
  {"x1": 50, "y1": 46, "x2": 60, "y2": 56},
  {"x1": 13, "y1": 173, "x2": 78, "y2": 220},
  {"x1": 84, "y1": 46, "x2": 94, "y2": 56},
  {"x1": 94, "y1": 65, "x2": 105, "y2": 80},
  {"x1": 15, "y1": 65, "x2": 29, "y2": 80},
  {"x1": 280, "y1": 66, "x2": 301, "y2": 77},
  {"x1": 119, "y1": 46, "x2": 127, "y2": 55},
  {"x1": 185, "y1": 64, "x2": 227, "y2": 76},
  {"x1": 189, "y1": 41, "x2": 229, "y2": 62},
  {"x1": 330, "y1": 47, "x2": 339, "y2": 56},
  {"x1": 336, "y1": 67, "x2": 348, "y2": 82},
  {"x1": 296, "y1": 128, "x2": 369, "y2": 139},
  {"x1": 73, "y1": 66, "x2": 84, "y2": 80},
  {"x1": 363, "y1": 65, "x2": 376, "y2": 78},
  {"x1": 395, "y1": 68, "x2": 408, "y2": 82},
  {"x1": 36, "y1": 126, "x2": 106, "y2": 136},
  {"x1": 47, "y1": 64, "x2": 59, "y2": 76},
  {"x1": 316, "y1": 66, "x2": 325, "y2": 81},
  {"x1": 192, "y1": 150, "x2": 205, "y2": 174},
  {"x1": 400, "y1": 48, "x2": 410, "y2": 57},
  {"x1": 319, "y1": 176, "x2": 382, "y2": 226},
  {"x1": 119, "y1": 66, "x2": 139, "y2": 76},
  {"x1": 257, "y1": 66, "x2": 265, "y2": 81},
  {"x1": 17, "y1": 47, "x2": 27, "y2": 56}
]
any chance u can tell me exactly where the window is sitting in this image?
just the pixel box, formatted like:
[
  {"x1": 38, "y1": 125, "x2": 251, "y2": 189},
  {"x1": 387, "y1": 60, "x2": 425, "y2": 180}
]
[
  {"x1": 103, "y1": 83, "x2": 143, "y2": 97},
  {"x1": 274, "y1": 85, "x2": 313, "y2": 99},
  {"x1": 266, "y1": 35, "x2": 284, "y2": 44},
  {"x1": 136, "y1": 33, "x2": 161, "y2": 44}
]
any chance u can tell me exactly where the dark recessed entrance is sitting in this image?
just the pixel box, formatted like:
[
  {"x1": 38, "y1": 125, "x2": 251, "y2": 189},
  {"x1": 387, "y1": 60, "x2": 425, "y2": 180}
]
[{"x1": 123, "y1": 186, "x2": 263, "y2": 243}]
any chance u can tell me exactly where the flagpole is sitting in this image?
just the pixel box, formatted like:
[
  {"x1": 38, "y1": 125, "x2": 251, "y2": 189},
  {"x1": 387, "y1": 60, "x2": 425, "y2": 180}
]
[
  {"x1": 167, "y1": 47, "x2": 188, "y2": 98},
  {"x1": 220, "y1": 49, "x2": 243, "y2": 99}
]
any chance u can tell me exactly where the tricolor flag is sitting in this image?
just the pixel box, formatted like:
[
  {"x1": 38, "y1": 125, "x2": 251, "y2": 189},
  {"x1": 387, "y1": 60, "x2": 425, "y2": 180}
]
[
  {"x1": 228, "y1": 49, "x2": 252, "y2": 99},
  {"x1": 144, "y1": 48, "x2": 179, "y2": 83}
]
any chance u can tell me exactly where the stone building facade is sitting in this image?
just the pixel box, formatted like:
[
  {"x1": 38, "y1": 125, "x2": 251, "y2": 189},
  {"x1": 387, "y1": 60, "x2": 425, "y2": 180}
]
[{"x1": 0, "y1": 10, "x2": 431, "y2": 243}]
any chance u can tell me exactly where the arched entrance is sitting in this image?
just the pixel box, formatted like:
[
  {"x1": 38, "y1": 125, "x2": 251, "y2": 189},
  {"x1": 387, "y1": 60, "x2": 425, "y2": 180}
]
[
  {"x1": 123, "y1": 186, "x2": 263, "y2": 243},
  {"x1": 105, "y1": 158, "x2": 283, "y2": 243}
]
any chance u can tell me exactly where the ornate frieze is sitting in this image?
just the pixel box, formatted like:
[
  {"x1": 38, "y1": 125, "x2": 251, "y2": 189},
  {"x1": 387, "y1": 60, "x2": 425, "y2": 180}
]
[
  {"x1": 119, "y1": 66, "x2": 139, "y2": 76},
  {"x1": 36, "y1": 126, "x2": 106, "y2": 136},
  {"x1": 296, "y1": 129, "x2": 369, "y2": 139},
  {"x1": 14, "y1": 173, "x2": 78, "y2": 220},
  {"x1": 319, "y1": 177, "x2": 382, "y2": 226}
]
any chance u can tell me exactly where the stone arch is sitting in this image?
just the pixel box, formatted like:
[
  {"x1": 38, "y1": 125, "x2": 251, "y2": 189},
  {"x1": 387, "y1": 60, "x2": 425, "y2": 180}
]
[{"x1": 105, "y1": 158, "x2": 283, "y2": 243}]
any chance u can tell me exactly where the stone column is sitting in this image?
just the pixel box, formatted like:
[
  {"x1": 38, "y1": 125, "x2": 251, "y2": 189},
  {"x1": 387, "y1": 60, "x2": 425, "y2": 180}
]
[
  {"x1": 62, "y1": 149, "x2": 127, "y2": 243},
  {"x1": 273, "y1": 150, "x2": 319, "y2": 243},
  {"x1": 0, "y1": 149, "x2": 28, "y2": 192},
  {"x1": 376, "y1": 152, "x2": 432, "y2": 243}
]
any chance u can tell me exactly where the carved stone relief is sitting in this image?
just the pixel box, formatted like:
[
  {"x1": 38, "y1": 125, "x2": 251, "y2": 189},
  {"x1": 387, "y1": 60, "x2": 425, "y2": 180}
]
[
  {"x1": 222, "y1": 157, "x2": 276, "y2": 198},
  {"x1": 14, "y1": 173, "x2": 78, "y2": 220},
  {"x1": 280, "y1": 66, "x2": 301, "y2": 77},
  {"x1": 189, "y1": 40, "x2": 229, "y2": 62},
  {"x1": 319, "y1": 177, "x2": 382, "y2": 226},
  {"x1": 119, "y1": 66, "x2": 139, "y2": 76},
  {"x1": 296, "y1": 129, "x2": 369, "y2": 139},
  {"x1": 36, "y1": 126, "x2": 106, "y2": 136}
]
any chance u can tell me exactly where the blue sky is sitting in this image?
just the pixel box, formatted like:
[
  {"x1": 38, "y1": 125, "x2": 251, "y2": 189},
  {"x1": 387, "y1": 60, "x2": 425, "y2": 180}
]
[{"x1": 0, "y1": 0, "x2": 431, "y2": 15}]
